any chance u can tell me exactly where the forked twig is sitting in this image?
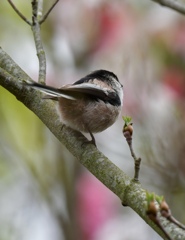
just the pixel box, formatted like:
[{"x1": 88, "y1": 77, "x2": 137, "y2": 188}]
[{"x1": 7, "y1": 0, "x2": 60, "y2": 84}]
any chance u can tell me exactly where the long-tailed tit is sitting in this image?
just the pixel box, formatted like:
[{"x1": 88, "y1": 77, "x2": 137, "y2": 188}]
[{"x1": 25, "y1": 69, "x2": 123, "y2": 145}]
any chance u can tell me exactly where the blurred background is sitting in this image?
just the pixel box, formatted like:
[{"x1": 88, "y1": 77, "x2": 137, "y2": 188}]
[{"x1": 1, "y1": 0, "x2": 185, "y2": 239}]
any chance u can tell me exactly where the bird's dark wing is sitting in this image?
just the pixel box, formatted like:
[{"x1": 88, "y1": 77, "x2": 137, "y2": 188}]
[
  {"x1": 63, "y1": 83, "x2": 120, "y2": 105},
  {"x1": 24, "y1": 82, "x2": 120, "y2": 105}
]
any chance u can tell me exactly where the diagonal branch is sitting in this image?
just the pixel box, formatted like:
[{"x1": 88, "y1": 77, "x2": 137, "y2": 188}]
[{"x1": 151, "y1": 0, "x2": 185, "y2": 15}]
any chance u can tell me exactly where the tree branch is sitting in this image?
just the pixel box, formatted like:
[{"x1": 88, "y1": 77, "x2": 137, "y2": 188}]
[
  {"x1": 151, "y1": 0, "x2": 185, "y2": 15},
  {"x1": 0, "y1": 47, "x2": 185, "y2": 239}
]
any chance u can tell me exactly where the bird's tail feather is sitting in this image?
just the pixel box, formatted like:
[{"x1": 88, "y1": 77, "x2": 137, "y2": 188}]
[{"x1": 24, "y1": 82, "x2": 76, "y2": 100}]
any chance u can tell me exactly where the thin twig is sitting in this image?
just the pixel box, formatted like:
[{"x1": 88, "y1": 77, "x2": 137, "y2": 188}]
[
  {"x1": 152, "y1": 0, "x2": 185, "y2": 15},
  {"x1": 31, "y1": 21, "x2": 46, "y2": 84},
  {"x1": 123, "y1": 121, "x2": 141, "y2": 182},
  {"x1": 127, "y1": 139, "x2": 141, "y2": 182},
  {"x1": 39, "y1": 0, "x2": 59, "y2": 25},
  {"x1": 7, "y1": 0, "x2": 32, "y2": 25},
  {"x1": 31, "y1": 0, "x2": 46, "y2": 84}
]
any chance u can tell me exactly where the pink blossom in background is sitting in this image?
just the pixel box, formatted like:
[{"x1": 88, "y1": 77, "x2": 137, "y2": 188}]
[
  {"x1": 163, "y1": 68, "x2": 185, "y2": 99},
  {"x1": 76, "y1": 172, "x2": 119, "y2": 240}
]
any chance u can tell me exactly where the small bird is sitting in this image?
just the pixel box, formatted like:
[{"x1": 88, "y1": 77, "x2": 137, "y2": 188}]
[{"x1": 25, "y1": 70, "x2": 123, "y2": 145}]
